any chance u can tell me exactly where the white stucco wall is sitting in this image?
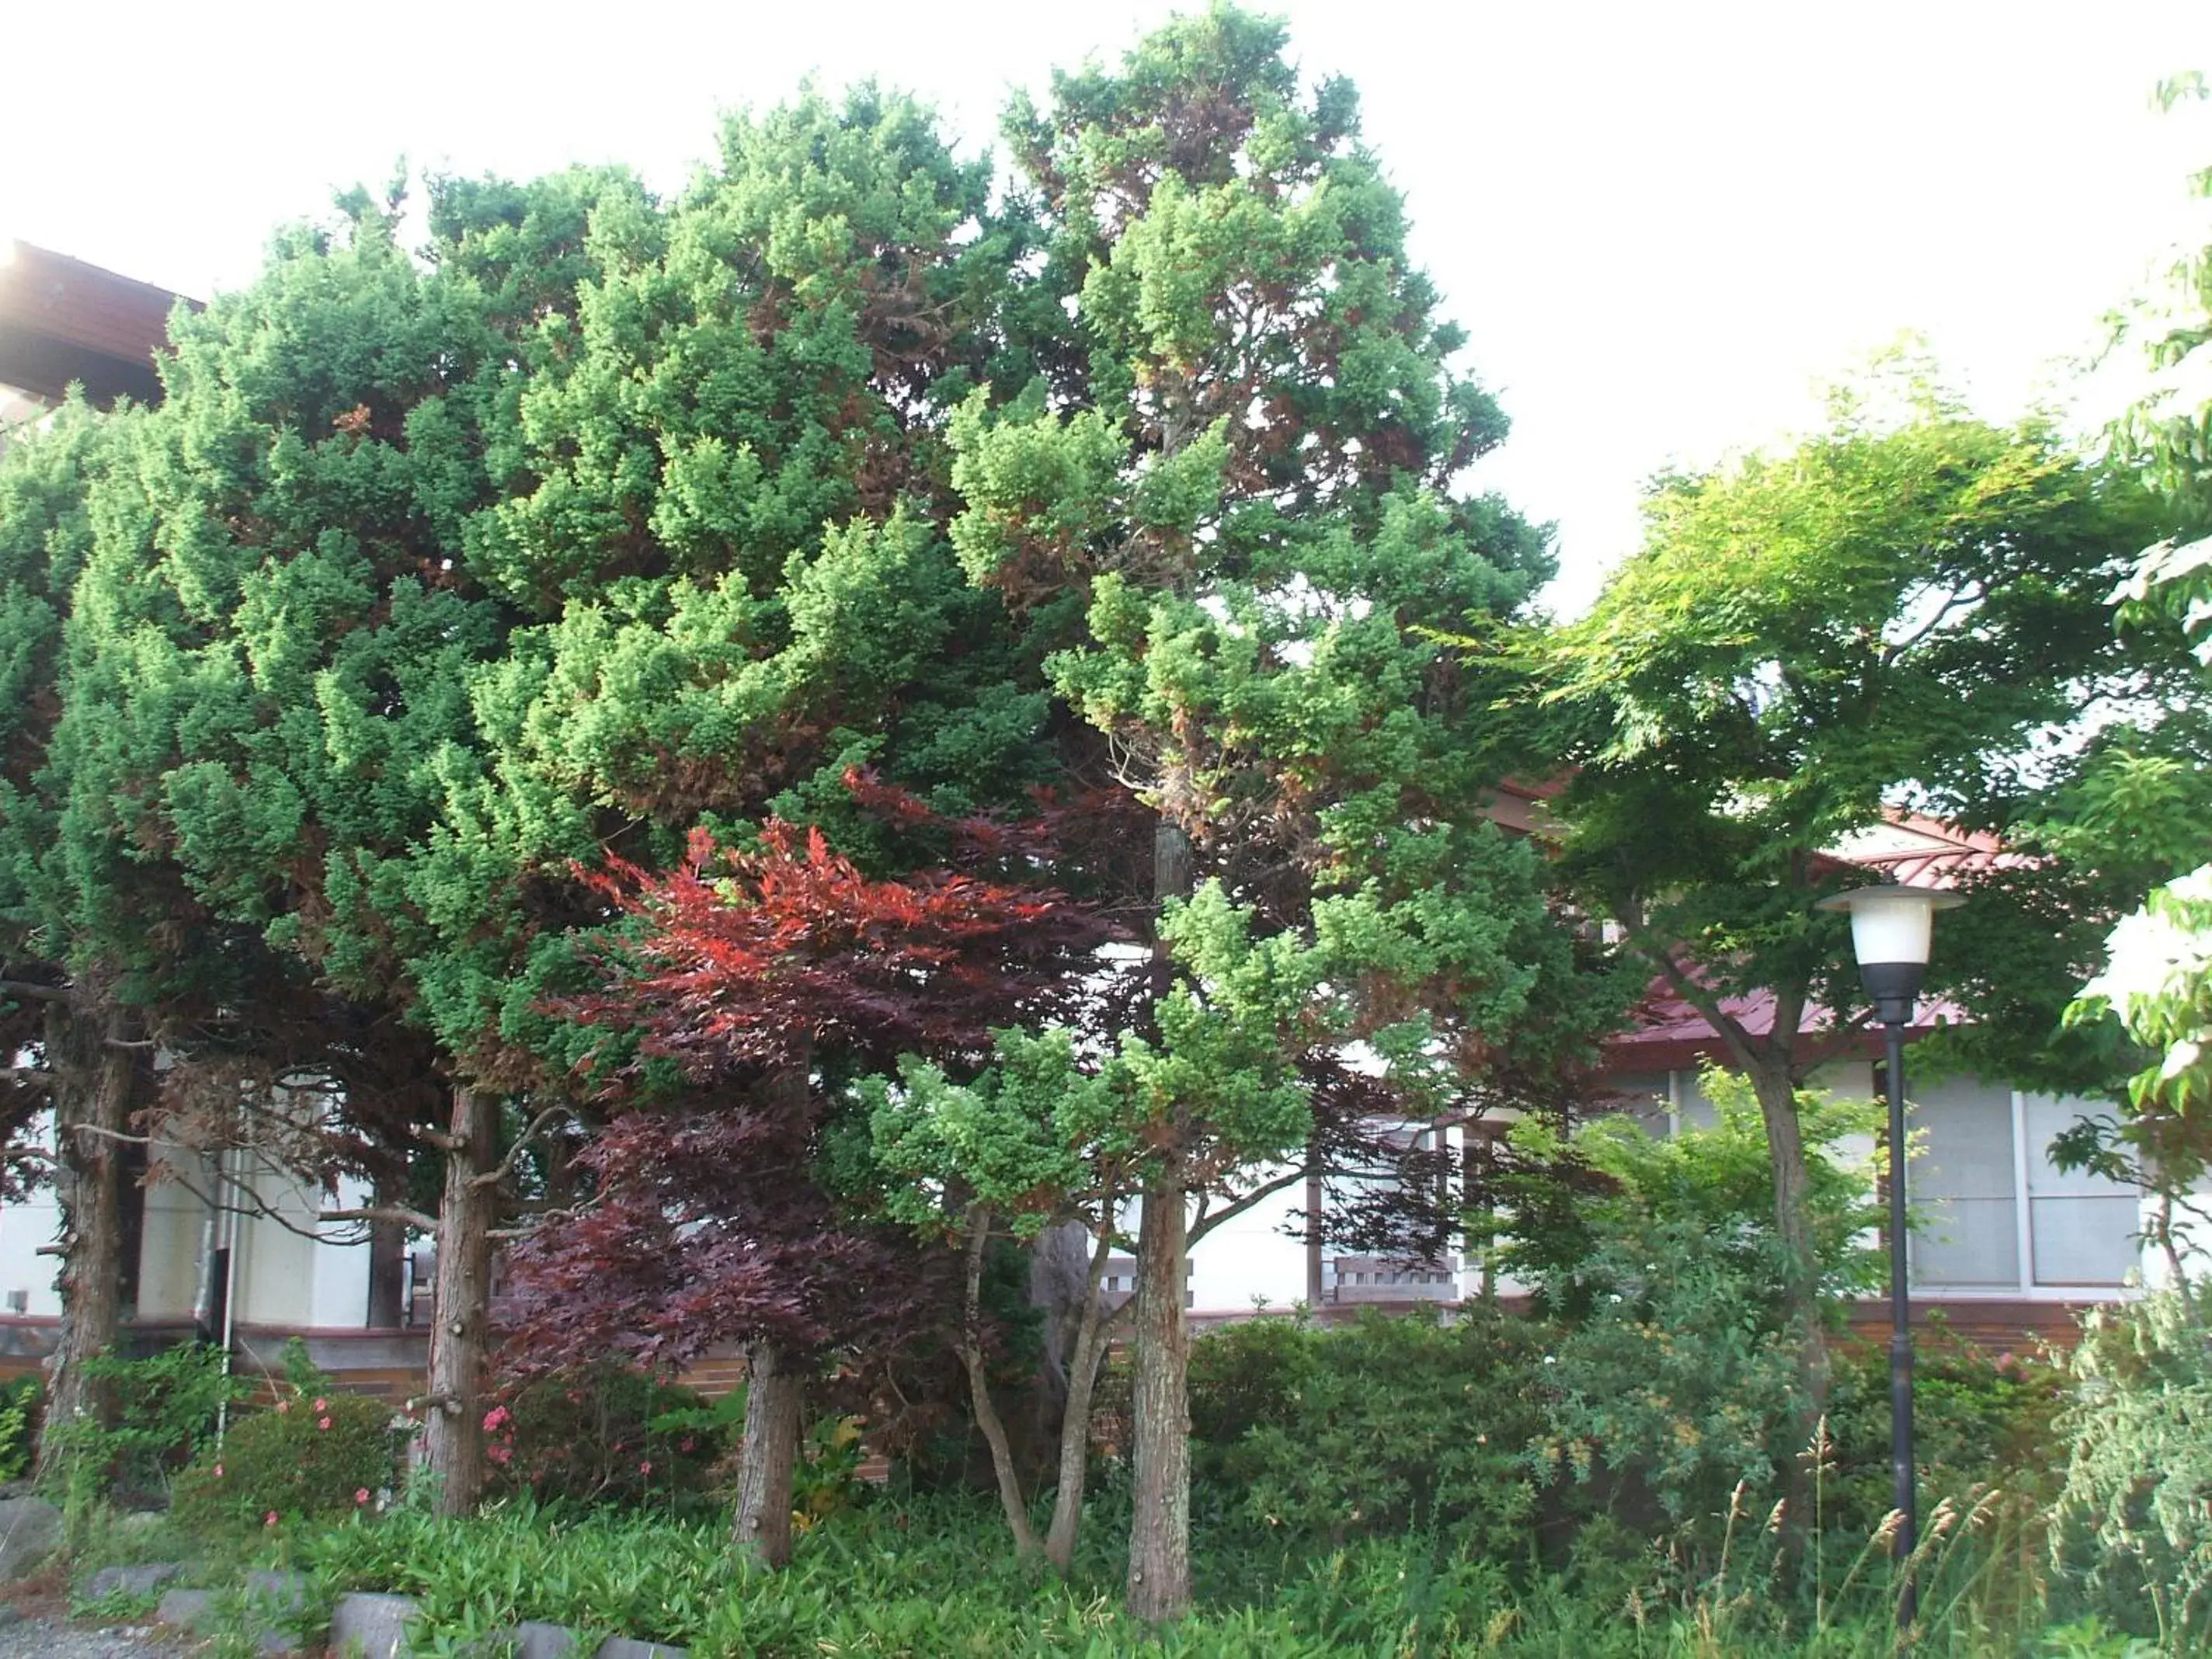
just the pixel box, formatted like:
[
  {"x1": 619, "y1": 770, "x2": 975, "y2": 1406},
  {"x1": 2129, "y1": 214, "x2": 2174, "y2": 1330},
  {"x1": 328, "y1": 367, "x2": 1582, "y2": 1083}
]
[
  {"x1": 228, "y1": 1167, "x2": 372, "y2": 1330},
  {"x1": 1187, "y1": 1166, "x2": 1312, "y2": 1313},
  {"x1": 0, "y1": 1113, "x2": 61, "y2": 1316}
]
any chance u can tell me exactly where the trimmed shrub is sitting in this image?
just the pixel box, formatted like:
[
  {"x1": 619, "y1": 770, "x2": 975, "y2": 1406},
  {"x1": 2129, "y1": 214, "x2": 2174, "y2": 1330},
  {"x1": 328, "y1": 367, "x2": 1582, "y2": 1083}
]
[
  {"x1": 172, "y1": 1387, "x2": 398, "y2": 1531},
  {"x1": 482, "y1": 1363, "x2": 727, "y2": 1508},
  {"x1": 1189, "y1": 1307, "x2": 1546, "y2": 1554}
]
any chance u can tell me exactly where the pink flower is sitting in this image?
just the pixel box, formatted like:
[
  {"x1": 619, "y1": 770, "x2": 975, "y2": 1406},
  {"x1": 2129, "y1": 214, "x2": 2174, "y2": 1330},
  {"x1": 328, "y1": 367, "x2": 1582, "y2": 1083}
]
[
  {"x1": 313, "y1": 1398, "x2": 328, "y2": 1413},
  {"x1": 353, "y1": 1488, "x2": 370, "y2": 1506},
  {"x1": 680, "y1": 1438, "x2": 696, "y2": 1453},
  {"x1": 318, "y1": 1416, "x2": 332, "y2": 1431},
  {"x1": 263, "y1": 1511, "x2": 279, "y2": 1528},
  {"x1": 482, "y1": 1405, "x2": 511, "y2": 1433},
  {"x1": 638, "y1": 1459, "x2": 652, "y2": 1476},
  {"x1": 488, "y1": 1445, "x2": 513, "y2": 1466},
  {"x1": 276, "y1": 1401, "x2": 290, "y2": 1414},
  {"x1": 212, "y1": 1464, "x2": 224, "y2": 1479}
]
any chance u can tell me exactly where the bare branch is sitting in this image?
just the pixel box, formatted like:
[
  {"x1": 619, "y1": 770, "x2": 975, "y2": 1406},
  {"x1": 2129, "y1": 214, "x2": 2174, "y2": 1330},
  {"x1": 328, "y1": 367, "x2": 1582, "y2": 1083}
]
[
  {"x1": 1880, "y1": 580, "x2": 1985, "y2": 668},
  {"x1": 320, "y1": 1205, "x2": 439, "y2": 1233},
  {"x1": 468, "y1": 1105, "x2": 575, "y2": 1191},
  {"x1": 0, "y1": 980, "x2": 68, "y2": 1004},
  {"x1": 1616, "y1": 900, "x2": 1768, "y2": 1076},
  {"x1": 150, "y1": 1163, "x2": 425, "y2": 1247},
  {"x1": 489, "y1": 1191, "x2": 603, "y2": 1240},
  {"x1": 1189, "y1": 1161, "x2": 1311, "y2": 1247}
]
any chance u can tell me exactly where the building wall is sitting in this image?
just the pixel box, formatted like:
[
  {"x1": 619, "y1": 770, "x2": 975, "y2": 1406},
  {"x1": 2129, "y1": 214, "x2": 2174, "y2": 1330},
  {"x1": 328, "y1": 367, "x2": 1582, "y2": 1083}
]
[
  {"x1": 1187, "y1": 1170, "x2": 1312, "y2": 1313},
  {"x1": 0, "y1": 1114, "x2": 378, "y2": 1335},
  {"x1": 0, "y1": 1148, "x2": 61, "y2": 1318},
  {"x1": 138, "y1": 1144, "x2": 212, "y2": 1321},
  {"x1": 1175, "y1": 1065, "x2": 2152, "y2": 1314}
]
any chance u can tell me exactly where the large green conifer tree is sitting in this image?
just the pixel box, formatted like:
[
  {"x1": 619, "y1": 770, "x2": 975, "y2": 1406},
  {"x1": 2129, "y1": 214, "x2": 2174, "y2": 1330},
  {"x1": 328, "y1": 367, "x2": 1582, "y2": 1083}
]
[{"x1": 946, "y1": 5, "x2": 1601, "y2": 1617}]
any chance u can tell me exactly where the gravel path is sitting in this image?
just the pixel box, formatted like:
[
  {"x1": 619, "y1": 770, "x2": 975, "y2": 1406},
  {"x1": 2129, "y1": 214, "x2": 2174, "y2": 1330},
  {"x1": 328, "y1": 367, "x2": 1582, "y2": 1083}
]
[{"x1": 0, "y1": 1613, "x2": 189, "y2": 1657}]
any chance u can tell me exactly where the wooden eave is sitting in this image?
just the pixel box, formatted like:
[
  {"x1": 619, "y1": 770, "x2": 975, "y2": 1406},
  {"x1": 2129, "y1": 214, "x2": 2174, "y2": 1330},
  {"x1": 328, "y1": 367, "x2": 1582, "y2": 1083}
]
[{"x1": 0, "y1": 240, "x2": 197, "y2": 409}]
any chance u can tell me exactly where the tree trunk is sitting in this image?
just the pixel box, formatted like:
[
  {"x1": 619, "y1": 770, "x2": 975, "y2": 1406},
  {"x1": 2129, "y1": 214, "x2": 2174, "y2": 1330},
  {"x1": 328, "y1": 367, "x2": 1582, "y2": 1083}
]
[
  {"x1": 423, "y1": 1084, "x2": 496, "y2": 1516},
  {"x1": 958, "y1": 1205, "x2": 1039, "y2": 1557},
  {"x1": 1125, "y1": 812, "x2": 1196, "y2": 1622},
  {"x1": 732, "y1": 1341, "x2": 804, "y2": 1568},
  {"x1": 1304, "y1": 1151, "x2": 1325, "y2": 1309},
  {"x1": 38, "y1": 987, "x2": 137, "y2": 1482},
  {"x1": 1042, "y1": 1224, "x2": 1115, "y2": 1574},
  {"x1": 1748, "y1": 1059, "x2": 1831, "y2": 1445},
  {"x1": 1027, "y1": 1220, "x2": 1090, "y2": 1432},
  {"x1": 365, "y1": 1170, "x2": 409, "y2": 1329},
  {"x1": 1125, "y1": 1174, "x2": 1192, "y2": 1621}
]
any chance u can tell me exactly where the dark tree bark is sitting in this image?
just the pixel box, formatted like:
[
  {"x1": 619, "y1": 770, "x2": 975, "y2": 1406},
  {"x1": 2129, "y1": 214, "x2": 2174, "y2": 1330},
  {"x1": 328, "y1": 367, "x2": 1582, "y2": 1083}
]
[
  {"x1": 423, "y1": 1084, "x2": 497, "y2": 1516},
  {"x1": 956, "y1": 1205, "x2": 1038, "y2": 1556},
  {"x1": 1127, "y1": 815, "x2": 1196, "y2": 1622},
  {"x1": 38, "y1": 983, "x2": 141, "y2": 1482},
  {"x1": 1027, "y1": 1219, "x2": 1090, "y2": 1432},
  {"x1": 365, "y1": 1169, "x2": 409, "y2": 1329},
  {"x1": 1746, "y1": 1055, "x2": 1831, "y2": 1427},
  {"x1": 1125, "y1": 1172, "x2": 1193, "y2": 1620},
  {"x1": 732, "y1": 1340, "x2": 805, "y2": 1568},
  {"x1": 1042, "y1": 1223, "x2": 1115, "y2": 1574}
]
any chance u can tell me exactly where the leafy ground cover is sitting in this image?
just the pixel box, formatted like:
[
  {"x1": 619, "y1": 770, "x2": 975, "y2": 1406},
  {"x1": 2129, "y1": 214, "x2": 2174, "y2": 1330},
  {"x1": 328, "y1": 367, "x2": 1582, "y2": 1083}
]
[{"x1": 210, "y1": 1492, "x2": 2109, "y2": 1658}]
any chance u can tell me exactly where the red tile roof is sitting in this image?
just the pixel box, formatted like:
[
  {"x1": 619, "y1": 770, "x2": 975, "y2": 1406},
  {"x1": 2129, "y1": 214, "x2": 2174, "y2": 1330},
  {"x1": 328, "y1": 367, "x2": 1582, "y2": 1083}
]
[{"x1": 1605, "y1": 812, "x2": 1989, "y2": 1069}]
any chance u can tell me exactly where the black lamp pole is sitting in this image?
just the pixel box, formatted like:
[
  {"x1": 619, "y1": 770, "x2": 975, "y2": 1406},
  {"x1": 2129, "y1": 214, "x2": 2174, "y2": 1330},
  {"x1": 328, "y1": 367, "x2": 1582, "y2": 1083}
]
[
  {"x1": 1817, "y1": 882, "x2": 1960, "y2": 1638},
  {"x1": 1867, "y1": 964, "x2": 1921, "y2": 1631}
]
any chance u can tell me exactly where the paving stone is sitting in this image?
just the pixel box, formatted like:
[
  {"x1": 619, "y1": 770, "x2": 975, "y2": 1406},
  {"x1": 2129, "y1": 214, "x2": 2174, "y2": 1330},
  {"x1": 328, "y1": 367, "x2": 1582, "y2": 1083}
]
[
  {"x1": 83, "y1": 1562, "x2": 182, "y2": 1601},
  {"x1": 329, "y1": 1592, "x2": 421, "y2": 1657},
  {"x1": 593, "y1": 1640, "x2": 687, "y2": 1658}
]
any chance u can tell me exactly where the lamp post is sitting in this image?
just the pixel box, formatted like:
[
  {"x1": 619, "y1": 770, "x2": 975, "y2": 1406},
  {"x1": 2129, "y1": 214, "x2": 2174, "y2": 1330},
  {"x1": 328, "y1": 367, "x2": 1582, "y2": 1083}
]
[{"x1": 1816, "y1": 882, "x2": 1962, "y2": 1631}]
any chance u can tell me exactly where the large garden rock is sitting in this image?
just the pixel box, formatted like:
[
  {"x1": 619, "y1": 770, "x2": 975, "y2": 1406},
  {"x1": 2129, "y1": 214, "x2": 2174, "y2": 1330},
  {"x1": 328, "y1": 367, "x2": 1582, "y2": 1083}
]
[
  {"x1": 0, "y1": 1496, "x2": 61, "y2": 1581},
  {"x1": 84, "y1": 1561, "x2": 182, "y2": 1600},
  {"x1": 593, "y1": 1640, "x2": 686, "y2": 1658},
  {"x1": 328, "y1": 1591, "x2": 421, "y2": 1657},
  {"x1": 155, "y1": 1587, "x2": 215, "y2": 1629}
]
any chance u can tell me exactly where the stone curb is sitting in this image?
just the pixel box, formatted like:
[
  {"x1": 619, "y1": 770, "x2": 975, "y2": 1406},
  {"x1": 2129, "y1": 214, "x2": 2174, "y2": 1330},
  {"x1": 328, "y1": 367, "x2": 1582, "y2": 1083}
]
[
  {"x1": 149, "y1": 1577, "x2": 691, "y2": 1658},
  {"x1": 83, "y1": 1561, "x2": 183, "y2": 1601},
  {"x1": 154, "y1": 1587, "x2": 214, "y2": 1631},
  {"x1": 329, "y1": 1591, "x2": 422, "y2": 1657}
]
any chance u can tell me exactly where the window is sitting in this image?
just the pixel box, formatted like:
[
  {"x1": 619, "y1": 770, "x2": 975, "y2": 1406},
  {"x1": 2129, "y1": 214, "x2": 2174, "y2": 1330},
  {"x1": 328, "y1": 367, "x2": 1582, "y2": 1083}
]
[
  {"x1": 2022, "y1": 1095, "x2": 2139, "y2": 1289},
  {"x1": 1908, "y1": 1077, "x2": 2139, "y2": 1292},
  {"x1": 1910, "y1": 1076, "x2": 2021, "y2": 1288}
]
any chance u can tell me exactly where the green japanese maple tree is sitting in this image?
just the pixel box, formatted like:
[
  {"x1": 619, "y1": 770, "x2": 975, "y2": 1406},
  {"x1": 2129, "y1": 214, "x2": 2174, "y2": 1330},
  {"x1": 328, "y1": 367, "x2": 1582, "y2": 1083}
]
[{"x1": 1541, "y1": 366, "x2": 2193, "y2": 1436}]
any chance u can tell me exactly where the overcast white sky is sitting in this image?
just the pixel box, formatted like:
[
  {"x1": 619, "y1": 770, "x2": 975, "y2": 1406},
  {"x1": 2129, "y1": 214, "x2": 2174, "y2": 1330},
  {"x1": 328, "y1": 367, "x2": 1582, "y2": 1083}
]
[{"x1": 6, "y1": 0, "x2": 2208, "y2": 610}]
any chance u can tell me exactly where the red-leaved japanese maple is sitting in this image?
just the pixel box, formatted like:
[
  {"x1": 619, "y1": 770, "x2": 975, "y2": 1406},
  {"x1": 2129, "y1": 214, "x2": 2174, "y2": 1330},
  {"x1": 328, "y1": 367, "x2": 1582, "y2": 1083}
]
[{"x1": 507, "y1": 807, "x2": 1109, "y2": 1565}]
